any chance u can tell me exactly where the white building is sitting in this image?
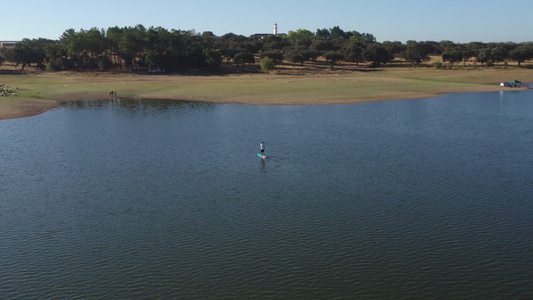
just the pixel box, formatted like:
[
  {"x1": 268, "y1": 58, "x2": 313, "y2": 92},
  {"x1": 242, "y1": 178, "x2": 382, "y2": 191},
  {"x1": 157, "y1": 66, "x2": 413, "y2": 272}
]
[
  {"x1": 0, "y1": 41, "x2": 18, "y2": 48},
  {"x1": 253, "y1": 23, "x2": 285, "y2": 39}
]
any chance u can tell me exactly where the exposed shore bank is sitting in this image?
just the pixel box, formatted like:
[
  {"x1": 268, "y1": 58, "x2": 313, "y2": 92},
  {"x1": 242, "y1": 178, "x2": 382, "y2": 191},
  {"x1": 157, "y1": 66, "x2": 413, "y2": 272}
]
[{"x1": 1, "y1": 68, "x2": 532, "y2": 120}]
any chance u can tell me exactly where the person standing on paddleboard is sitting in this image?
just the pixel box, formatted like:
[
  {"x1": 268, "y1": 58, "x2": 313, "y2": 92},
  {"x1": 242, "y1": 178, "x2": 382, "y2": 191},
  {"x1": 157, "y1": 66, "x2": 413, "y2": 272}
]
[{"x1": 260, "y1": 142, "x2": 265, "y2": 156}]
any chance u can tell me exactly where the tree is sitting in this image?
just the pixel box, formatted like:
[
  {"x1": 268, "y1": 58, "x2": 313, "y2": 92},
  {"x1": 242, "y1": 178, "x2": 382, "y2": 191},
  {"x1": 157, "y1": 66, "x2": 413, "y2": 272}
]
[
  {"x1": 285, "y1": 49, "x2": 307, "y2": 65},
  {"x1": 382, "y1": 41, "x2": 405, "y2": 60},
  {"x1": 361, "y1": 33, "x2": 377, "y2": 43},
  {"x1": 0, "y1": 24, "x2": 380, "y2": 74},
  {"x1": 144, "y1": 26, "x2": 174, "y2": 71},
  {"x1": 330, "y1": 26, "x2": 346, "y2": 40},
  {"x1": 442, "y1": 49, "x2": 463, "y2": 67},
  {"x1": 343, "y1": 40, "x2": 365, "y2": 64},
  {"x1": 316, "y1": 28, "x2": 330, "y2": 40},
  {"x1": 0, "y1": 47, "x2": 15, "y2": 64},
  {"x1": 203, "y1": 48, "x2": 222, "y2": 71},
  {"x1": 466, "y1": 42, "x2": 485, "y2": 52},
  {"x1": 486, "y1": 42, "x2": 510, "y2": 63},
  {"x1": 402, "y1": 40, "x2": 430, "y2": 66},
  {"x1": 201, "y1": 31, "x2": 217, "y2": 49},
  {"x1": 418, "y1": 41, "x2": 441, "y2": 55},
  {"x1": 84, "y1": 27, "x2": 107, "y2": 58},
  {"x1": 475, "y1": 48, "x2": 490, "y2": 65},
  {"x1": 96, "y1": 55, "x2": 113, "y2": 71},
  {"x1": 106, "y1": 26, "x2": 123, "y2": 67},
  {"x1": 325, "y1": 51, "x2": 345, "y2": 64},
  {"x1": 363, "y1": 43, "x2": 389, "y2": 66},
  {"x1": 455, "y1": 44, "x2": 475, "y2": 63},
  {"x1": 233, "y1": 52, "x2": 255, "y2": 68},
  {"x1": 260, "y1": 56, "x2": 275, "y2": 73},
  {"x1": 309, "y1": 39, "x2": 339, "y2": 59},
  {"x1": 294, "y1": 36, "x2": 313, "y2": 49},
  {"x1": 286, "y1": 29, "x2": 315, "y2": 46},
  {"x1": 118, "y1": 25, "x2": 148, "y2": 70},
  {"x1": 44, "y1": 42, "x2": 68, "y2": 71},
  {"x1": 439, "y1": 40, "x2": 455, "y2": 52},
  {"x1": 509, "y1": 43, "x2": 533, "y2": 66},
  {"x1": 260, "y1": 35, "x2": 288, "y2": 52},
  {"x1": 346, "y1": 31, "x2": 363, "y2": 41},
  {"x1": 11, "y1": 38, "x2": 50, "y2": 69},
  {"x1": 60, "y1": 28, "x2": 82, "y2": 58},
  {"x1": 220, "y1": 34, "x2": 255, "y2": 61},
  {"x1": 303, "y1": 49, "x2": 320, "y2": 62}
]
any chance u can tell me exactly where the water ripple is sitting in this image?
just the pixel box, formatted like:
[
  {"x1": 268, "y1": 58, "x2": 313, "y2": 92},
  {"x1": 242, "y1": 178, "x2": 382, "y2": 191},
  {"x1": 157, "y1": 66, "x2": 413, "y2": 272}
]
[{"x1": 1, "y1": 94, "x2": 533, "y2": 298}]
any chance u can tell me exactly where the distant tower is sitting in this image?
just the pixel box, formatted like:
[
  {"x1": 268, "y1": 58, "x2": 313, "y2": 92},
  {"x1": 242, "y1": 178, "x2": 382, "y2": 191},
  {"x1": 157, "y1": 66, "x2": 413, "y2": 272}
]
[{"x1": 274, "y1": 23, "x2": 278, "y2": 35}]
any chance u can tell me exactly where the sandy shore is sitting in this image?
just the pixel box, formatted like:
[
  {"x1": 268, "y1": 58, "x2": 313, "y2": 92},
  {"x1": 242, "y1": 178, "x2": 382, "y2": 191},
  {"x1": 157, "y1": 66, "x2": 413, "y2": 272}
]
[{"x1": 1, "y1": 67, "x2": 532, "y2": 120}]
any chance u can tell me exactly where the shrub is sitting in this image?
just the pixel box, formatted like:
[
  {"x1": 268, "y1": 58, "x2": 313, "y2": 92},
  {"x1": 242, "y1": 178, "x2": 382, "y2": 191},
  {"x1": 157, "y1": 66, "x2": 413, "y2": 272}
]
[
  {"x1": 260, "y1": 50, "x2": 283, "y2": 62},
  {"x1": 46, "y1": 58, "x2": 62, "y2": 71},
  {"x1": 260, "y1": 56, "x2": 275, "y2": 73}
]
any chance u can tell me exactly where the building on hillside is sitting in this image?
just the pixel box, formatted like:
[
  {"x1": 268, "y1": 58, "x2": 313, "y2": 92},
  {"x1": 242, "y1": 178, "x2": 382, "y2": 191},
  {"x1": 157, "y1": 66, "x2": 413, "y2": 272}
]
[
  {"x1": 0, "y1": 41, "x2": 17, "y2": 48},
  {"x1": 253, "y1": 23, "x2": 286, "y2": 39}
]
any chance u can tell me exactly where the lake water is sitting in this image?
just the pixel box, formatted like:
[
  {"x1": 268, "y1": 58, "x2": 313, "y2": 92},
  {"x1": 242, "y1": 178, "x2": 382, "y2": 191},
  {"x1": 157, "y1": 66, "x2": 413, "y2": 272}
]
[{"x1": 1, "y1": 91, "x2": 533, "y2": 299}]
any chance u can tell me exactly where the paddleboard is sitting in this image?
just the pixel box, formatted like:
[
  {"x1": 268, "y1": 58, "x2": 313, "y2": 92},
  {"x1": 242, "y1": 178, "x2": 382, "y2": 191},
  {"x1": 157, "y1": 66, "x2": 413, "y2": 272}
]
[{"x1": 257, "y1": 153, "x2": 267, "y2": 159}]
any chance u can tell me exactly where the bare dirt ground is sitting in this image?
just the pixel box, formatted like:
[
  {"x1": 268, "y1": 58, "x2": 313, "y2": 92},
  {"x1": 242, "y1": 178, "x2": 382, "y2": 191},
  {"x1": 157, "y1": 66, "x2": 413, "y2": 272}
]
[
  {"x1": 0, "y1": 99, "x2": 59, "y2": 120},
  {"x1": 1, "y1": 58, "x2": 532, "y2": 120}
]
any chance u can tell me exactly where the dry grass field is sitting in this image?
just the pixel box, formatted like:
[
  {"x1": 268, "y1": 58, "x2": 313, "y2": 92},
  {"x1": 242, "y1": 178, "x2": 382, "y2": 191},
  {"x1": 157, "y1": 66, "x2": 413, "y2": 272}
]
[{"x1": 1, "y1": 58, "x2": 532, "y2": 120}]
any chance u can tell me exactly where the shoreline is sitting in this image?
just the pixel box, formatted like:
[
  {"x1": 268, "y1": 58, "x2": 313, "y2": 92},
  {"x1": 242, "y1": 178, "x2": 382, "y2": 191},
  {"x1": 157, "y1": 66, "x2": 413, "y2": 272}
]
[{"x1": 1, "y1": 69, "x2": 532, "y2": 120}]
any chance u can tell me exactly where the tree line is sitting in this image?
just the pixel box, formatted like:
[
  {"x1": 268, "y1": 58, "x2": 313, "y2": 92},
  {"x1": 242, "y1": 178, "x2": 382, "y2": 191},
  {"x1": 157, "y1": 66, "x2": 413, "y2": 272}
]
[{"x1": 1, "y1": 24, "x2": 532, "y2": 72}]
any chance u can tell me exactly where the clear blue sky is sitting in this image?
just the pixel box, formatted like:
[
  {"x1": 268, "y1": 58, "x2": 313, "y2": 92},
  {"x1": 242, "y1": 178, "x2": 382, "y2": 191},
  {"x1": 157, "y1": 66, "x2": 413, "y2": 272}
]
[{"x1": 1, "y1": 0, "x2": 531, "y2": 43}]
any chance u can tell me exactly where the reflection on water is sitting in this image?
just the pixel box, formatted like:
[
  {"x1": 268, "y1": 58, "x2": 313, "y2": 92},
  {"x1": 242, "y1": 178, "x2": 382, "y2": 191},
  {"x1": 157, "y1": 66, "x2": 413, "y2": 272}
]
[
  {"x1": 2, "y1": 92, "x2": 533, "y2": 299},
  {"x1": 61, "y1": 98, "x2": 217, "y2": 117}
]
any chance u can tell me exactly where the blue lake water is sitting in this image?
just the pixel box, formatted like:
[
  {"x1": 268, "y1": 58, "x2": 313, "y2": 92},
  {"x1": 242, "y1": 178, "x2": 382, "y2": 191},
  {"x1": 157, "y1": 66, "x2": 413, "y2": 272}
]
[{"x1": 1, "y1": 91, "x2": 533, "y2": 298}]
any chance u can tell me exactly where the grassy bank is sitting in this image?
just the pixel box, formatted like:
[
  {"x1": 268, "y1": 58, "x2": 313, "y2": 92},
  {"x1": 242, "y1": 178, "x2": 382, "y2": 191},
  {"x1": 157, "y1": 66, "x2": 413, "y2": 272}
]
[{"x1": 1, "y1": 66, "x2": 532, "y2": 120}]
